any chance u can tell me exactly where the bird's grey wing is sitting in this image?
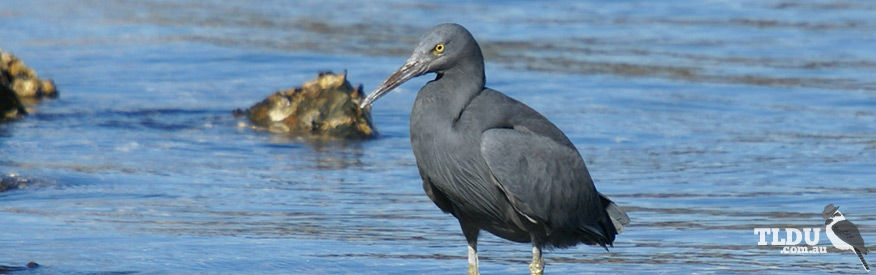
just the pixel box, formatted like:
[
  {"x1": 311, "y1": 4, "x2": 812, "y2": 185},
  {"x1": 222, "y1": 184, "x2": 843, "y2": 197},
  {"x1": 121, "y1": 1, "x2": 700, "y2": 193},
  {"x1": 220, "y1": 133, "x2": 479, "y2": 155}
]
[
  {"x1": 480, "y1": 128, "x2": 606, "y2": 235},
  {"x1": 834, "y1": 220, "x2": 869, "y2": 253}
]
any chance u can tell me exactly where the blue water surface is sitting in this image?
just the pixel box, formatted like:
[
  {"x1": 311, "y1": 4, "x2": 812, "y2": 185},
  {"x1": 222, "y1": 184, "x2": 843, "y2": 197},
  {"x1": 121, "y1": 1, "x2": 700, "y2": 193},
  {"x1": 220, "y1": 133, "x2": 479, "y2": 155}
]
[{"x1": 1, "y1": 0, "x2": 875, "y2": 274}]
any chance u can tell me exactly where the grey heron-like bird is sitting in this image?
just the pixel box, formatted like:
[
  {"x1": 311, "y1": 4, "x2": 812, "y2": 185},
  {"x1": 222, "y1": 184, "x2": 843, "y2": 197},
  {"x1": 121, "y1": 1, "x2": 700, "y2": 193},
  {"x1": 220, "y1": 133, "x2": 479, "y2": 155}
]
[{"x1": 360, "y1": 23, "x2": 630, "y2": 274}]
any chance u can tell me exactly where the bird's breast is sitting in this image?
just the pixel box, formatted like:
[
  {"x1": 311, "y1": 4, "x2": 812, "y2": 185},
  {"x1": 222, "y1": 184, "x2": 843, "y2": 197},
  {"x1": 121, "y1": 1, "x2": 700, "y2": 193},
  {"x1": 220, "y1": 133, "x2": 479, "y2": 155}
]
[{"x1": 410, "y1": 114, "x2": 512, "y2": 222}]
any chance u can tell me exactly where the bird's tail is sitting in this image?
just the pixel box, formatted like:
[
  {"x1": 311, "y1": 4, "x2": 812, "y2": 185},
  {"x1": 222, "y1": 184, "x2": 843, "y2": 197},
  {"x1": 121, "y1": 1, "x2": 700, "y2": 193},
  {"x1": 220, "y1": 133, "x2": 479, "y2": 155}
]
[
  {"x1": 855, "y1": 248, "x2": 871, "y2": 272},
  {"x1": 601, "y1": 195, "x2": 630, "y2": 233}
]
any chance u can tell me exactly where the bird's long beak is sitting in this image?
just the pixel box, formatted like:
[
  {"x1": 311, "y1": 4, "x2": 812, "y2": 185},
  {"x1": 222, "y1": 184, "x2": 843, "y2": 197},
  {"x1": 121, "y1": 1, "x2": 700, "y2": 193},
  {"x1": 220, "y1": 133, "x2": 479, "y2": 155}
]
[{"x1": 360, "y1": 56, "x2": 428, "y2": 109}]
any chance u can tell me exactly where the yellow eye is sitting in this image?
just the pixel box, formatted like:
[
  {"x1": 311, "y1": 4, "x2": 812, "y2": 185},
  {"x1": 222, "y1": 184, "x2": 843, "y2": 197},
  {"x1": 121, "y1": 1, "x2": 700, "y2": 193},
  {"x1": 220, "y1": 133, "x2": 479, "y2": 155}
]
[{"x1": 434, "y1": 43, "x2": 445, "y2": 53}]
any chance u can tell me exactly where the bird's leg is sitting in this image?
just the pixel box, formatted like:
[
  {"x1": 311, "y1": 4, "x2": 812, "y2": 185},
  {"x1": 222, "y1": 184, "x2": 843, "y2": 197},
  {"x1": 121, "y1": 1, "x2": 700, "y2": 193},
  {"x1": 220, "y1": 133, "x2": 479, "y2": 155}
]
[
  {"x1": 467, "y1": 240, "x2": 479, "y2": 275},
  {"x1": 461, "y1": 223, "x2": 480, "y2": 275},
  {"x1": 529, "y1": 243, "x2": 544, "y2": 275}
]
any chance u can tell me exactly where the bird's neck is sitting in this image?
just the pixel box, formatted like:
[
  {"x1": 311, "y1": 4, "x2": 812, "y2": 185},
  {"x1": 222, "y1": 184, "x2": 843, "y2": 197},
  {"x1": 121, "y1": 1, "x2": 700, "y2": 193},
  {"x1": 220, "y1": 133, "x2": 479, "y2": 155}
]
[{"x1": 435, "y1": 57, "x2": 485, "y2": 122}]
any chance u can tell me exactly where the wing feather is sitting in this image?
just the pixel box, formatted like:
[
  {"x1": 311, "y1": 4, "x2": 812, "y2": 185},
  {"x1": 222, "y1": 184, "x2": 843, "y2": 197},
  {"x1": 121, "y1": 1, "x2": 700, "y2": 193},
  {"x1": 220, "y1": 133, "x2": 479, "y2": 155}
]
[
  {"x1": 480, "y1": 128, "x2": 603, "y2": 231},
  {"x1": 835, "y1": 220, "x2": 869, "y2": 253}
]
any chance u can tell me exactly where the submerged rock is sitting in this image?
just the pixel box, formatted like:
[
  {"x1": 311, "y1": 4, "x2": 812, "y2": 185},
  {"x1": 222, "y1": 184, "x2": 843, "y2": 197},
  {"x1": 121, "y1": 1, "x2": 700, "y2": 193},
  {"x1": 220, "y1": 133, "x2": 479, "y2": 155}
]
[
  {"x1": 1, "y1": 48, "x2": 58, "y2": 100},
  {"x1": 0, "y1": 174, "x2": 33, "y2": 192},
  {"x1": 235, "y1": 71, "x2": 377, "y2": 139},
  {"x1": 0, "y1": 261, "x2": 39, "y2": 272}
]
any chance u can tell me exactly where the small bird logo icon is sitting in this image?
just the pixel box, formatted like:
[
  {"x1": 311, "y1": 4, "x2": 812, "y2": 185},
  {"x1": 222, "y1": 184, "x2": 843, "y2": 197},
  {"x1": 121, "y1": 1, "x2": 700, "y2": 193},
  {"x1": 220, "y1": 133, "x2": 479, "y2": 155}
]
[{"x1": 823, "y1": 204, "x2": 870, "y2": 272}]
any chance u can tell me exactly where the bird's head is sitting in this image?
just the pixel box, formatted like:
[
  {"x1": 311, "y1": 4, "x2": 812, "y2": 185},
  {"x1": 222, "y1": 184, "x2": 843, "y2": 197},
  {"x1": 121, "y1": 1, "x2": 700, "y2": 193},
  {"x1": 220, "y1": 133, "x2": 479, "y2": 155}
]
[
  {"x1": 825, "y1": 211, "x2": 846, "y2": 225},
  {"x1": 360, "y1": 23, "x2": 482, "y2": 109},
  {"x1": 822, "y1": 203, "x2": 839, "y2": 219}
]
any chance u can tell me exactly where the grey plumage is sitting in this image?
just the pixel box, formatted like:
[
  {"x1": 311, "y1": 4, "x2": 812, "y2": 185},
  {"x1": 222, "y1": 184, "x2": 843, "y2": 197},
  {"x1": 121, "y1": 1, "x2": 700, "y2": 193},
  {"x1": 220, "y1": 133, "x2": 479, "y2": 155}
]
[
  {"x1": 834, "y1": 220, "x2": 869, "y2": 254},
  {"x1": 833, "y1": 220, "x2": 871, "y2": 272},
  {"x1": 361, "y1": 23, "x2": 629, "y2": 274},
  {"x1": 825, "y1": 206, "x2": 870, "y2": 272}
]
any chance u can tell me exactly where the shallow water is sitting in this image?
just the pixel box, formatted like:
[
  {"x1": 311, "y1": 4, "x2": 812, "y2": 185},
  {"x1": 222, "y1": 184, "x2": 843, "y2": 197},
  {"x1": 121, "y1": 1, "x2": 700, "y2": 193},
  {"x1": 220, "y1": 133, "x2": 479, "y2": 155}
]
[{"x1": 1, "y1": 0, "x2": 875, "y2": 274}]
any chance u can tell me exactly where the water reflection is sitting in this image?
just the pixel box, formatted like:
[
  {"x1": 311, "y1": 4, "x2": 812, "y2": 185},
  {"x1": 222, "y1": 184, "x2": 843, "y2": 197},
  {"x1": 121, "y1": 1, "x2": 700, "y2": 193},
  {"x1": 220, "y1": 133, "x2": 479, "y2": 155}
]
[{"x1": 266, "y1": 135, "x2": 367, "y2": 170}]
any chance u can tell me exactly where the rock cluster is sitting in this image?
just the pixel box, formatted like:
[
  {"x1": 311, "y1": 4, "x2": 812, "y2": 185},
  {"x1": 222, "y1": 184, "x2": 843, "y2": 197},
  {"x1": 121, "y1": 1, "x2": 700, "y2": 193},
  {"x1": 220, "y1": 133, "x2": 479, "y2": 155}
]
[{"x1": 0, "y1": 48, "x2": 58, "y2": 120}]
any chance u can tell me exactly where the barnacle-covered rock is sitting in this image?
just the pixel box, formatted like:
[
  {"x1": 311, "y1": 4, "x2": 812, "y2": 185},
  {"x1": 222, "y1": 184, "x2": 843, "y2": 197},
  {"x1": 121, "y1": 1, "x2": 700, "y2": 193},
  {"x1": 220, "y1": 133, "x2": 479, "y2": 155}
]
[
  {"x1": 1, "y1": 48, "x2": 57, "y2": 120},
  {"x1": 235, "y1": 71, "x2": 376, "y2": 139},
  {"x1": 1, "y1": 48, "x2": 58, "y2": 100}
]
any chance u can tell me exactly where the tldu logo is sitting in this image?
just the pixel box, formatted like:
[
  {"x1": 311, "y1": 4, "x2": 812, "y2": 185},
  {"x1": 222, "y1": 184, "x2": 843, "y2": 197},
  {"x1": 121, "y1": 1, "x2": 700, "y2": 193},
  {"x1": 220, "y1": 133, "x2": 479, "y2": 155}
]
[
  {"x1": 754, "y1": 204, "x2": 870, "y2": 272},
  {"x1": 753, "y1": 227, "x2": 823, "y2": 251}
]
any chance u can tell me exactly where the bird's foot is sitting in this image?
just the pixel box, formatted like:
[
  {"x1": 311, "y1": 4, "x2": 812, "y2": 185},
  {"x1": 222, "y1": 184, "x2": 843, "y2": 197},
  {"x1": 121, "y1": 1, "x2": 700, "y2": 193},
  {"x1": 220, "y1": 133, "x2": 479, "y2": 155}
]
[
  {"x1": 468, "y1": 263, "x2": 479, "y2": 275},
  {"x1": 529, "y1": 259, "x2": 544, "y2": 275}
]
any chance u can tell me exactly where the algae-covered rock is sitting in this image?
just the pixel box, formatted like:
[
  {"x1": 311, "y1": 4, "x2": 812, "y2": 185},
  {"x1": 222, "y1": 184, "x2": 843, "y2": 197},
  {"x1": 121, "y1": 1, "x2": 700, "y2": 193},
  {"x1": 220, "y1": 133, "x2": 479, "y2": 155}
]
[
  {"x1": 1, "y1": 48, "x2": 58, "y2": 100},
  {"x1": 236, "y1": 71, "x2": 377, "y2": 139}
]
